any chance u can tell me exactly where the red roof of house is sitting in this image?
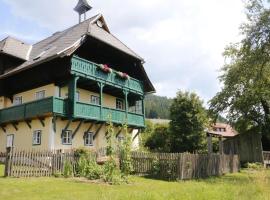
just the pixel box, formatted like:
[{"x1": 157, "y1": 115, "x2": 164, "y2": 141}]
[{"x1": 207, "y1": 123, "x2": 238, "y2": 138}]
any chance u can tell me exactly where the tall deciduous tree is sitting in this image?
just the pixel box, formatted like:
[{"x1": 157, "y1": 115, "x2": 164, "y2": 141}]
[
  {"x1": 209, "y1": 0, "x2": 270, "y2": 139},
  {"x1": 169, "y1": 91, "x2": 209, "y2": 153}
]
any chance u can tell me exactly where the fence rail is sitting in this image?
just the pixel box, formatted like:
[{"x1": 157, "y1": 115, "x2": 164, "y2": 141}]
[{"x1": 131, "y1": 152, "x2": 240, "y2": 180}]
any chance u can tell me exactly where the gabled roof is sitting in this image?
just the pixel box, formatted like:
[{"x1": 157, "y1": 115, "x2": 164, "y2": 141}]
[
  {"x1": 0, "y1": 14, "x2": 144, "y2": 79},
  {"x1": 0, "y1": 36, "x2": 31, "y2": 60},
  {"x1": 208, "y1": 123, "x2": 238, "y2": 138}
]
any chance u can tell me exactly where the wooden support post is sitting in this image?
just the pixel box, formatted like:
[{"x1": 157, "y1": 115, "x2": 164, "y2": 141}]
[
  {"x1": 98, "y1": 83, "x2": 104, "y2": 121},
  {"x1": 38, "y1": 118, "x2": 45, "y2": 127},
  {"x1": 123, "y1": 90, "x2": 129, "y2": 123},
  {"x1": 132, "y1": 129, "x2": 140, "y2": 142},
  {"x1": 86, "y1": 123, "x2": 94, "y2": 133},
  {"x1": 52, "y1": 116, "x2": 56, "y2": 132},
  {"x1": 219, "y1": 136, "x2": 223, "y2": 155},
  {"x1": 72, "y1": 120, "x2": 84, "y2": 138},
  {"x1": 63, "y1": 119, "x2": 72, "y2": 131},
  {"x1": 1, "y1": 125, "x2": 6, "y2": 133},
  {"x1": 11, "y1": 123, "x2": 18, "y2": 131},
  {"x1": 207, "y1": 133, "x2": 213, "y2": 155},
  {"x1": 25, "y1": 120, "x2": 32, "y2": 129},
  {"x1": 116, "y1": 127, "x2": 122, "y2": 138},
  {"x1": 68, "y1": 76, "x2": 79, "y2": 117},
  {"x1": 4, "y1": 147, "x2": 12, "y2": 177},
  {"x1": 93, "y1": 124, "x2": 103, "y2": 140}
]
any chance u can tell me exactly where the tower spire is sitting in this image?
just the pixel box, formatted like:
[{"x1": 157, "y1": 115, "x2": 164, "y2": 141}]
[{"x1": 74, "y1": 0, "x2": 92, "y2": 23}]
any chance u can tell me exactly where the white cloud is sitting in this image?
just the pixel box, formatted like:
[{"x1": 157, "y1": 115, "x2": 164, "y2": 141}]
[{"x1": 2, "y1": 0, "x2": 246, "y2": 103}]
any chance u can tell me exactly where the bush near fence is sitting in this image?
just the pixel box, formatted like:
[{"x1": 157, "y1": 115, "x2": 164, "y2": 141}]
[
  {"x1": 131, "y1": 152, "x2": 240, "y2": 180},
  {"x1": 1, "y1": 148, "x2": 240, "y2": 180}
]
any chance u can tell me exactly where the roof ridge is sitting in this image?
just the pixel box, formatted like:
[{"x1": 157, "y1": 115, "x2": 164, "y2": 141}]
[{"x1": 33, "y1": 14, "x2": 99, "y2": 46}]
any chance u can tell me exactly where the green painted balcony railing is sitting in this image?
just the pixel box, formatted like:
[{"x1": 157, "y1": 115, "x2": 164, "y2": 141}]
[
  {"x1": 74, "y1": 102, "x2": 145, "y2": 127},
  {"x1": 0, "y1": 97, "x2": 67, "y2": 124},
  {"x1": 71, "y1": 55, "x2": 144, "y2": 95}
]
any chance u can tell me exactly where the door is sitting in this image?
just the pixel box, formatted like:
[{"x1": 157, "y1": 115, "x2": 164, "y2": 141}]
[{"x1": 6, "y1": 134, "x2": 14, "y2": 147}]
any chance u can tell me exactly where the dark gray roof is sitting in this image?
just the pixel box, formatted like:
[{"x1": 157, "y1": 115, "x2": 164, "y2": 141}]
[
  {"x1": 0, "y1": 37, "x2": 31, "y2": 60},
  {"x1": 0, "y1": 14, "x2": 144, "y2": 79}
]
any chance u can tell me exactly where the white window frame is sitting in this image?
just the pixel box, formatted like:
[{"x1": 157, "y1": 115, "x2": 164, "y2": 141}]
[
  {"x1": 13, "y1": 96, "x2": 22, "y2": 106},
  {"x1": 62, "y1": 130, "x2": 72, "y2": 145},
  {"x1": 36, "y1": 90, "x2": 46, "y2": 100},
  {"x1": 91, "y1": 95, "x2": 100, "y2": 105},
  {"x1": 84, "y1": 132, "x2": 94, "y2": 146},
  {"x1": 116, "y1": 98, "x2": 124, "y2": 110},
  {"x1": 6, "y1": 134, "x2": 14, "y2": 148},
  {"x1": 33, "y1": 130, "x2": 42, "y2": 145}
]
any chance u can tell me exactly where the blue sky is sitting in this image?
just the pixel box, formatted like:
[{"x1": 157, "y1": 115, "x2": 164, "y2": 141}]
[{"x1": 0, "y1": 0, "x2": 246, "y2": 105}]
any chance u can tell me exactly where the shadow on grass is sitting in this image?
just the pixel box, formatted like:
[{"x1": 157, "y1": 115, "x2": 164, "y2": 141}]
[{"x1": 136, "y1": 170, "x2": 254, "y2": 185}]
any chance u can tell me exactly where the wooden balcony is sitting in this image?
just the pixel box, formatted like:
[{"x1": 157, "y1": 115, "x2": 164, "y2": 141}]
[
  {"x1": 0, "y1": 97, "x2": 67, "y2": 124},
  {"x1": 0, "y1": 98, "x2": 145, "y2": 127},
  {"x1": 75, "y1": 102, "x2": 145, "y2": 127},
  {"x1": 71, "y1": 55, "x2": 144, "y2": 95}
]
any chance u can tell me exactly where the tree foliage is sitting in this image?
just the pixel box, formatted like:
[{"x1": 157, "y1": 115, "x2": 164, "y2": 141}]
[
  {"x1": 169, "y1": 91, "x2": 209, "y2": 152},
  {"x1": 209, "y1": 0, "x2": 270, "y2": 139},
  {"x1": 145, "y1": 124, "x2": 171, "y2": 152},
  {"x1": 145, "y1": 95, "x2": 173, "y2": 119},
  {"x1": 143, "y1": 92, "x2": 209, "y2": 153}
]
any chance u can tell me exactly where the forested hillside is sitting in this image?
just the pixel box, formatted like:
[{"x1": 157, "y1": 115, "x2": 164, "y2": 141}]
[{"x1": 145, "y1": 95, "x2": 173, "y2": 119}]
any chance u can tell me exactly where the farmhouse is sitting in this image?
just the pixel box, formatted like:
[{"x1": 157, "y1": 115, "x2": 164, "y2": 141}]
[{"x1": 0, "y1": 0, "x2": 155, "y2": 152}]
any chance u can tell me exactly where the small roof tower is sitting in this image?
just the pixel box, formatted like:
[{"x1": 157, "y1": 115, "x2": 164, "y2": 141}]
[{"x1": 74, "y1": 0, "x2": 92, "y2": 23}]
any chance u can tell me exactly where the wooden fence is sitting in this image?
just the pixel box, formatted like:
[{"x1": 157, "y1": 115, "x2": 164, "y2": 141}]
[
  {"x1": 0, "y1": 152, "x2": 6, "y2": 164},
  {"x1": 3, "y1": 148, "x2": 96, "y2": 177},
  {"x1": 131, "y1": 152, "x2": 240, "y2": 180},
  {"x1": 2, "y1": 148, "x2": 240, "y2": 179},
  {"x1": 263, "y1": 151, "x2": 270, "y2": 167}
]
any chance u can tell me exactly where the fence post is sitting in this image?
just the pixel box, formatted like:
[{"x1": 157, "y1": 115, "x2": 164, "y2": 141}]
[
  {"x1": 4, "y1": 147, "x2": 12, "y2": 177},
  {"x1": 207, "y1": 133, "x2": 213, "y2": 155},
  {"x1": 219, "y1": 137, "x2": 223, "y2": 155}
]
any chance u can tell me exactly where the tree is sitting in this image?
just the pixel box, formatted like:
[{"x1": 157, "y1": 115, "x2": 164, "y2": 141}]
[
  {"x1": 169, "y1": 91, "x2": 209, "y2": 153},
  {"x1": 145, "y1": 95, "x2": 173, "y2": 119},
  {"x1": 145, "y1": 124, "x2": 170, "y2": 152},
  {"x1": 209, "y1": 0, "x2": 270, "y2": 140}
]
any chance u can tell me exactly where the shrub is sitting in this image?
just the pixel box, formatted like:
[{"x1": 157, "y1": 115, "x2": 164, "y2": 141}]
[
  {"x1": 119, "y1": 124, "x2": 133, "y2": 179},
  {"x1": 63, "y1": 161, "x2": 73, "y2": 178},
  {"x1": 85, "y1": 159, "x2": 103, "y2": 180},
  {"x1": 103, "y1": 157, "x2": 119, "y2": 183},
  {"x1": 151, "y1": 157, "x2": 161, "y2": 176},
  {"x1": 245, "y1": 162, "x2": 264, "y2": 170}
]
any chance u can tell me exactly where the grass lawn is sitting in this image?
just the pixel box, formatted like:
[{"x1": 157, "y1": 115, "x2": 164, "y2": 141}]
[{"x1": 0, "y1": 165, "x2": 269, "y2": 200}]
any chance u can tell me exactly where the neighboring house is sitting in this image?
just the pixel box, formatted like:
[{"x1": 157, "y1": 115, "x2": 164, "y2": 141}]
[
  {"x1": 208, "y1": 123, "x2": 238, "y2": 138},
  {"x1": 0, "y1": 2, "x2": 155, "y2": 152}
]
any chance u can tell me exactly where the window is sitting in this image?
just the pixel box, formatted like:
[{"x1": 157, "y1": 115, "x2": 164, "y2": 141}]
[
  {"x1": 13, "y1": 96, "x2": 22, "y2": 106},
  {"x1": 36, "y1": 90, "x2": 45, "y2": 100},
  {"x1": 33, "y1": 130, "x2": 42, "y2": 145},
  {"x1": 91, "y1": 95, "x2": 100, "y2": 105},
  {"x1": 76, "y1": 91, "x2": 80, "y2": 101},
  {"x1": 62, "y1": 130, "x2": 72, "y2": 145},
  {"x1": 117, "y1": 135, "x2": 125, "y2": 143},
  {"x1": 6, "y1": 134, "x2": 14, "y2": 147},
  {"x1": 84, "y1": 132, "x2": 94, "y2": 146},
  {"x1": 116, "y1": 99, "x2": 124, "y2": 110}
]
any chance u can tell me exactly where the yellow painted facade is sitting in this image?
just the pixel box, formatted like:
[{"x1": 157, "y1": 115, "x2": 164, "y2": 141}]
[
  {"x1": 0, "y1": 118, "x2": 52, "y2": 152},
  {"x1": 0, "y1": 83, "x2": 139, "y2": 151}
]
